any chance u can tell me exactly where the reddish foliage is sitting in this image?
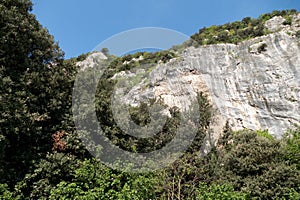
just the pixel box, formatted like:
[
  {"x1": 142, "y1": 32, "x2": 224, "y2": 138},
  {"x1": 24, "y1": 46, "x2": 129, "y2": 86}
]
[{"x1": 52, "y1": 131, "x2": 66, "y2": 151}]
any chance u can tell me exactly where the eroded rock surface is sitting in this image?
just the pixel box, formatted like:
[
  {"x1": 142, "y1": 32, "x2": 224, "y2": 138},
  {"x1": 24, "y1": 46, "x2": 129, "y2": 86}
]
[{"x1": 79, "y1": 15, "x2": 300, "y2": 140}]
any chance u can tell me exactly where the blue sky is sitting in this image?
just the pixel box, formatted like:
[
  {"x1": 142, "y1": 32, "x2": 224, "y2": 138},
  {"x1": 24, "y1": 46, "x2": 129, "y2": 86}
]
[{"x1": 31, "y1": 0, "x2": 300, "y2": 59}]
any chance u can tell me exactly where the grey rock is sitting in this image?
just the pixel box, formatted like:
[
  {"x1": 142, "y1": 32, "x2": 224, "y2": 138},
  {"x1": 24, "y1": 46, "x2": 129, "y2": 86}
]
[
  {"x1": 79, "y1": 15, "x2": 300, "y2": 144},
  {"x1": 264, "y1": 16, "x2": 286, "y2": 32},
  {"x1": 77, "y1": 52, "x2": 107, "y2": 70}
]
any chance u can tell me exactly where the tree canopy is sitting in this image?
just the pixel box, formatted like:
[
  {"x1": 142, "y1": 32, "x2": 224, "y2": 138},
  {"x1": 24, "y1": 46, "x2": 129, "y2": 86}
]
[
  {"x1": 0, "y1": 0, "x2": 76, "y2": 186},
  {"x1": 0, "y1": 1, "x2": 299, "y2": 199}
]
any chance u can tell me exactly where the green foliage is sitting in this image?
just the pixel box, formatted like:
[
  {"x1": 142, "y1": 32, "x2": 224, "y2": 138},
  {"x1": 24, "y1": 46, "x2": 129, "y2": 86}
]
[
  {"x1": 188, "y1": 91, "x2": 214, "y2": 153},
  {"x1": 0, "y1": 0, "x2": 77, "y2": 186},
  {"x1": 189, "y1": 9, "x2": 298, "y2": 47},
  {"x1": 49, "y1": 159, "x2": 158, "y2": 200},
  {"x1": 257, "y1": 43, "x2": 267, "y2": 53},
  {"x1": 282, "y1": 16, "x2": 292, "y2": 25},
  {"x1": 1, "y1": 2, "x2": 300, "y2": 199},
  {"x1": 209, "y1": 129, "x2": 300, "y2": 199},
  {"x1": 13, "y1": 152, "x2": 82, "y2": 199},
  {"x1": 0, "y1": 184, "x2": 13, "y2": 200},
  {"x1": 100, "y1": 47, "x2": 110, "y2": 56},
  {"x1": 76, "y1": 52, "x2": 92, "y2": 62},
  {"x1": 283, "y1": 127, "x2": 300, "y2": 169},
  {"x1": 156, "y1": 153, "x2": 215, "y2": 199},
  {"x1": 287, "y1": 186, "x2": 300, "y2": 200},
  {"x1": 296, "y1": 30, "x2": 300, "y2": 38},
  {"x1": 196, "y1": 183, "x2": 251, "y2": 200},
  {"x1": 258, "y1": 9, "x2": 297, "y2": 22},
  {"x1": 87, "y1": 50, "x2": 179, "y2": 154},
  {"x1": 256, "y1": 129, "x2": 273, "y2": 140}
]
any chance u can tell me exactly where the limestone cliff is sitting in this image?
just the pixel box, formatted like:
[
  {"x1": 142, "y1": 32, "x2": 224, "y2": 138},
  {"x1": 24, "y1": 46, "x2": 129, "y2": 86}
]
[{"x1": 78, "y1": 13, "x2": 300, "y2": 141}]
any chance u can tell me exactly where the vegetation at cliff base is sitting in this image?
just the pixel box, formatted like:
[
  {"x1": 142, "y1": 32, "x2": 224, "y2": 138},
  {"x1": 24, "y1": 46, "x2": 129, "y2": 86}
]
[{"x1": 0, "y1": 0, "x2": 300, "y2": 199}]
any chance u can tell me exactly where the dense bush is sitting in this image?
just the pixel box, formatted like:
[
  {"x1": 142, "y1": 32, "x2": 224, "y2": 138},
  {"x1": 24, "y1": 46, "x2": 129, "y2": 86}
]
[
  {"x1": 49, "y1": 159, "x2": 158, "y2": 200},
  {"x1": 189, "y1": 9, "x2": 298, "y2": 47},
  {"x1": 0, "y1": 184, "x2": 13, "y2": 200},
  {"x1": 1, "y1": 1, "x2": 299, "y2": 198},
  {"x1": 208, "y1": 128, "x2": 300, "y2": 199},
  {"x1": 0, "y1": 0, "x2": 77, "y2": 187},
  {"x1": 257, "y1": 43, "x2": 267, "y2": 53},
  {"x1": 195, "y1": 183, "x2": 251, "y2": 200}
]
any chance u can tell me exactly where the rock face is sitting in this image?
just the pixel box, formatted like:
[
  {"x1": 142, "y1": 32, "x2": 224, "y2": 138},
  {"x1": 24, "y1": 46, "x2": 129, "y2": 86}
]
[
  {"x1": 78, "y1": 14, "x2": 300, "y2": 139},
  {"x1": 182, "y1": 32, "x2": 300, "y2": 137}
]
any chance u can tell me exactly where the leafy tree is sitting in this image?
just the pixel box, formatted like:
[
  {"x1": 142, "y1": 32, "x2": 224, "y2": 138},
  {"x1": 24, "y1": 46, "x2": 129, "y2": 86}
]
[
  {"x1": 196, "y1": 183, "x2": 251, "y2": 200},
  {"x1": 209, "y1": 129, "x2": 300, "y2": 199},
  {"x1": 49, "y1": 159, "x2": 158, "y2": 200},
  {"x1": 0, "y1": 0, "x2": 76, "y2": 186},
  {"x1": 1, "y1": 3, "x2": 300, "y2": 199},
  {"x1": 14, "y1": 153, "x2": 75, "y2": 198},
  {"x1": 100, "y1": 47, "x2": 110, "y2": 56}
]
